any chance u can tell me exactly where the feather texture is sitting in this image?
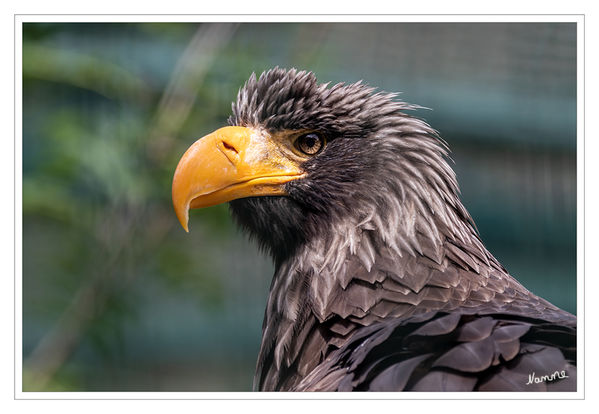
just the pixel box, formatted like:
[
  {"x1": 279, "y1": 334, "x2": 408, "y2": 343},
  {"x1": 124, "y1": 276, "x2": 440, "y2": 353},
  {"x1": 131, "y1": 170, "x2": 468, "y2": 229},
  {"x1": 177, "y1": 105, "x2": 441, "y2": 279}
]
[{"x1": 221, "y1": 68, "x2": 577, "y2": 392}]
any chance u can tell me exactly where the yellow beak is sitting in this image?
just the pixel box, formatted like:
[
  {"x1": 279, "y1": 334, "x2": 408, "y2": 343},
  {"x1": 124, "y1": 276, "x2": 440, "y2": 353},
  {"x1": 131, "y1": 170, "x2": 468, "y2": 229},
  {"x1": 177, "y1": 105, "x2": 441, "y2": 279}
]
[{"x1": 172, "y1": 126, "x2": 305, "y2": 232}]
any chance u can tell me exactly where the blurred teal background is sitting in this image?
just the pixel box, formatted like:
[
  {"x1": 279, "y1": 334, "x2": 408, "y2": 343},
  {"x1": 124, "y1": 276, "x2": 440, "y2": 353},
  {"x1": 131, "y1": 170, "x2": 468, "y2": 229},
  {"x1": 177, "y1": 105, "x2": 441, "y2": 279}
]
[{"x1": 22, "y1": 22, "x2": 577, "y2": 391}]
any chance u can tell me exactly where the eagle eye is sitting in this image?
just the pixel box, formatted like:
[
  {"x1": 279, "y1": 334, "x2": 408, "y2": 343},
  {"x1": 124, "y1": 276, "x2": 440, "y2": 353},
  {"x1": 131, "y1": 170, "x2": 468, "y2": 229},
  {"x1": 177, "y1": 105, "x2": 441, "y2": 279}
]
[{"x1": 295, "y1": 133, "x2": 325, "y2": 156}]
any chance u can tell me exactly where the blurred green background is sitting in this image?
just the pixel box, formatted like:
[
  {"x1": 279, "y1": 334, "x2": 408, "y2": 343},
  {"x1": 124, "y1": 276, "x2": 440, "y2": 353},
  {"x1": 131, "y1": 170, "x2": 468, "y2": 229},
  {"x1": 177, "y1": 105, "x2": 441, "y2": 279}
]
[{"x1": 22, "y1": 22, "x2": 577, "y2": 392}]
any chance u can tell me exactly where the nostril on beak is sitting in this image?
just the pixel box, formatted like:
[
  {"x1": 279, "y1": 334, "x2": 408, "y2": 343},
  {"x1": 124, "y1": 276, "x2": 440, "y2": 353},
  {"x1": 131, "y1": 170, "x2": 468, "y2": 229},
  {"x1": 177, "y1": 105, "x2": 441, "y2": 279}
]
[
  {"x1": 219, "y1": 139, "x2": 240, "y2": 166},
  {"x1": 222, "y1": 140, "x2": 238, "y2": 154}
]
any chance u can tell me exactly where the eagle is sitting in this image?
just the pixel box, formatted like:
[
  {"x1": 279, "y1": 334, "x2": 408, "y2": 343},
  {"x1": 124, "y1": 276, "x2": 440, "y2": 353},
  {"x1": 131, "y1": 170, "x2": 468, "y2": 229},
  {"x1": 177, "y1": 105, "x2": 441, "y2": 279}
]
[{"x1": 171, "y1": 68, "x2": 576, "y2": 392}]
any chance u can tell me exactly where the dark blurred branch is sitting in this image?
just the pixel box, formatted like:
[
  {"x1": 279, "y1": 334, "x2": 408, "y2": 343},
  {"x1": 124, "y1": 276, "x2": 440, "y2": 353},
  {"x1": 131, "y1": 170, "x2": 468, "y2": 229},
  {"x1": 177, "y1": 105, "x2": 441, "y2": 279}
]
[
  {"x1": 23, "y1": 23, "x2": 238, "y2": 391},
  {"x1": 24, "y1": 205, "x2": 137, "y2": 390},
  {"x1": 24, "y1": 266, "x2": 114, "y2": 389}
]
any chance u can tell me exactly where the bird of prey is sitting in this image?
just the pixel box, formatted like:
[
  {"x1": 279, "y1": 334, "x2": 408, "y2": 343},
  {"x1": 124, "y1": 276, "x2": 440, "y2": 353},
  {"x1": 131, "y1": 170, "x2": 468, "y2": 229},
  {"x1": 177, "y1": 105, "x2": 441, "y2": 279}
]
[{"x1": 171, "y1": 68, "x2": 576, "y2": 392}]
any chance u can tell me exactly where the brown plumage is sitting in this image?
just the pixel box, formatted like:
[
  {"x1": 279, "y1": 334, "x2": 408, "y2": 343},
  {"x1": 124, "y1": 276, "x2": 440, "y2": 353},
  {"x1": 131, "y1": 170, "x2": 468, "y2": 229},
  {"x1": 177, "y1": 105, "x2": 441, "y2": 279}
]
[{"x1": 172, "y1": 68, "x2": 576, "y2": 391}]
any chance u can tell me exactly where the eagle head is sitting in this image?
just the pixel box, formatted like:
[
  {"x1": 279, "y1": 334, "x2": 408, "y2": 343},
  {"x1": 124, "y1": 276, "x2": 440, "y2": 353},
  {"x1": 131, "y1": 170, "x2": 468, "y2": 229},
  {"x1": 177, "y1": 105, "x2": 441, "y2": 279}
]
[{"x1": 173, "y1": 67, "x2": 471, "y2": 264}]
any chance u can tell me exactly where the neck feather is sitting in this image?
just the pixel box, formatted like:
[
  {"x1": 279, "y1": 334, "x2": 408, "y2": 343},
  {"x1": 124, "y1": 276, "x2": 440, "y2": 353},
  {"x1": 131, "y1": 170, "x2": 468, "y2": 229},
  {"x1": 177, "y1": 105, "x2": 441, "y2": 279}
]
[{"x1": 254, "y1": 163, "x2": 506, "y2": 390}]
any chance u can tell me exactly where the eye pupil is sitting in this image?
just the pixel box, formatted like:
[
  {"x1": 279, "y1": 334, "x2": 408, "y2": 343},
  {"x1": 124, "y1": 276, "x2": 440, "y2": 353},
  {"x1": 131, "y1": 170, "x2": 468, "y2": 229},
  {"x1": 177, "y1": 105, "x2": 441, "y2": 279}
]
[{"x1": 297, "y1": 133, "x2": 324, "y2": 155}]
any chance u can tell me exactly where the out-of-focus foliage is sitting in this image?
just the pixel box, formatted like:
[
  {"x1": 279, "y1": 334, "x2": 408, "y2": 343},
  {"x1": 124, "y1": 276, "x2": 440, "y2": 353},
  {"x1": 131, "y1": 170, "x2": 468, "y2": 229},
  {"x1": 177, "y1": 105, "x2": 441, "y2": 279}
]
[{"x1": 22, "y1": 22, "x2": 576, "y2": 391}]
